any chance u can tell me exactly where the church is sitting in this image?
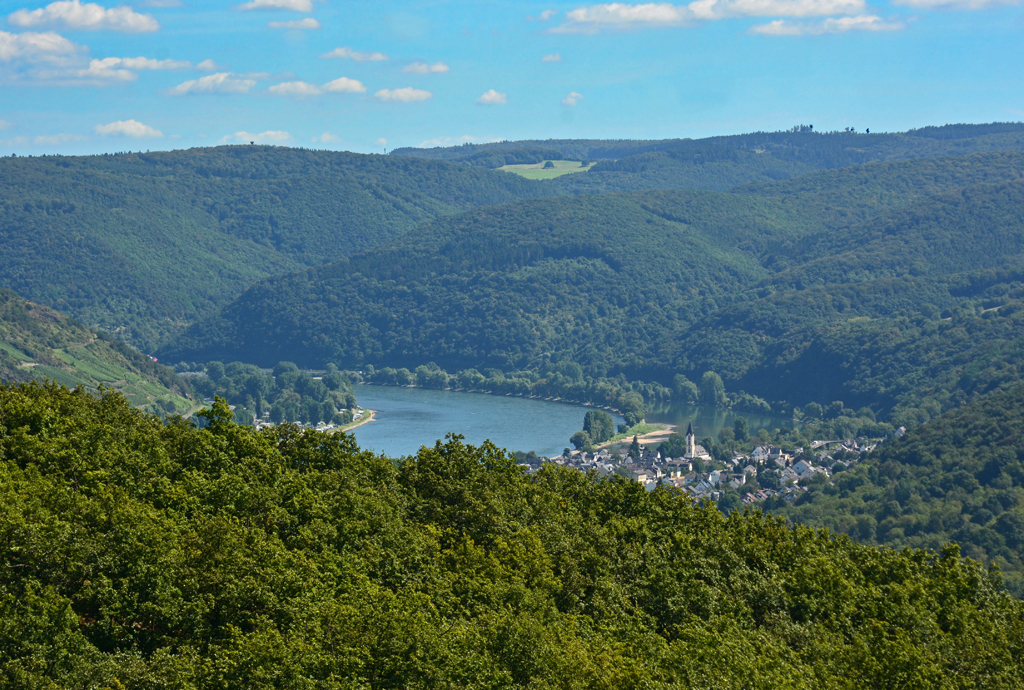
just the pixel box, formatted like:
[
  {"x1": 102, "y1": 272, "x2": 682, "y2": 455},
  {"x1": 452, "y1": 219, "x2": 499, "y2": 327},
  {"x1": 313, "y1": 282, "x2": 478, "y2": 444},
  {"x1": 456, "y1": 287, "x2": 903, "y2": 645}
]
[{"x1": 684, "y1": 422, "x2": 711, "y2": 460}]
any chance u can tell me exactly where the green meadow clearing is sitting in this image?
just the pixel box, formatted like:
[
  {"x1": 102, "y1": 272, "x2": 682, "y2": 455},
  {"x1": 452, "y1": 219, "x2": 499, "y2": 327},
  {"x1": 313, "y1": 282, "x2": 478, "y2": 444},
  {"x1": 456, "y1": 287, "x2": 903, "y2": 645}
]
[{"x1": 500, "y1": 159, "x2": 596, "y2": 179}]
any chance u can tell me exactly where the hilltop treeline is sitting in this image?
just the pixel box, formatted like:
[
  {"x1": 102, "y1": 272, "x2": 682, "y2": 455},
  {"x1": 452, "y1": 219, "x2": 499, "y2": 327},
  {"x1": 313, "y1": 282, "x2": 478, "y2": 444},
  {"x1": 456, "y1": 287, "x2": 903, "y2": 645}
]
[
  {"x1": 165, "y1": 152, "x2": 1024, "y2": 424},
  {"x1": 2, "y1": 381, "x2": 1023, "y2": 687}
]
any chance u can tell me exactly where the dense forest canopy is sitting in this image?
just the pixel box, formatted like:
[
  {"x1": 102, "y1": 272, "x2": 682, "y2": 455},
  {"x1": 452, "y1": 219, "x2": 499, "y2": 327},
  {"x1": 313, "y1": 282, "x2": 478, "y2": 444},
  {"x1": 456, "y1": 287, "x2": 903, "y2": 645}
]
[
  {"x1": 0, "y1": 146, "x2": 547, "y2": 350},
  {"x1": 1, "y1": 381, "x2": 1022, "y2": 688},
  {"x1": 164, "y1": 151, "x2": 1024, "y2": 424}
]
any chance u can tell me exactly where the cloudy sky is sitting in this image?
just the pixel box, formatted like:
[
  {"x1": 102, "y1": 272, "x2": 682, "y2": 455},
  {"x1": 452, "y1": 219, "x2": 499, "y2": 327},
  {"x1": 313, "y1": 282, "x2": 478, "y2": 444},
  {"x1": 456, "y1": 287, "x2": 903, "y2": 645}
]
[{"x1": 1, "y1": 0, "x2": 1022, "y2": 154}]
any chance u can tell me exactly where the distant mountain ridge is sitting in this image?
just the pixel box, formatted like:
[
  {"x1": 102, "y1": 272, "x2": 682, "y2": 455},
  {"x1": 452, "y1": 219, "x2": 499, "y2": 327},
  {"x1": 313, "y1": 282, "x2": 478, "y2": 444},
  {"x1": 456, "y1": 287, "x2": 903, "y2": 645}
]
[
  {"x1": 392, "y1": 122, "x2": 1024, "y2": 165},
  {"x1": 392, "y1": 123, "x2": 1024, "y2": 193}
]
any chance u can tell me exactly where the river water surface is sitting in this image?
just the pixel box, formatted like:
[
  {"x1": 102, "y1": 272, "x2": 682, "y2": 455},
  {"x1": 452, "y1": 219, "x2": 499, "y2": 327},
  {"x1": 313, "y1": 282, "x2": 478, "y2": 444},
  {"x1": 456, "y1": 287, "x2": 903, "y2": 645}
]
[{"x1": 351, "y1": 385, "x2": 797, "y2": 458}]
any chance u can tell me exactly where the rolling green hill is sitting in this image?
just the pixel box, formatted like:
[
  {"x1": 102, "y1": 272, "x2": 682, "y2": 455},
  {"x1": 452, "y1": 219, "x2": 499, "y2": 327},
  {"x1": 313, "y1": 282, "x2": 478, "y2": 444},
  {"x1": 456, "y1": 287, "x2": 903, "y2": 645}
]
[
  {"x1": 0, "y1": 289, "x2": 193, "y2": 415},
  {"x1": 1, "y1": 381, "x2": 1022, "y2": 686},
  {"x1": 6, "y1": 128, "x2": 1023, "y2": 353},
  {"x1": 0, "y1": 146, "x2": 546, "y2": 350},
  {"x1": 163, "y1": 152, "x2": 1024, "y2": 423},
  {"x1": 774, "y1": 381, "x2": 1024, "y2": 597}
]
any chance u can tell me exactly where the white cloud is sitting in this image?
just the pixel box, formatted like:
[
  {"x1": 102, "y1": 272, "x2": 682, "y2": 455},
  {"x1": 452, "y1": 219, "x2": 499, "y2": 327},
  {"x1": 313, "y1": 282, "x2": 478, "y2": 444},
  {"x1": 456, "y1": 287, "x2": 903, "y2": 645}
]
[
  {"x1": 321, "y1": 46, "x2": 388, "y2": 62},
  {"x1": 0, "y1": 30, "x2": 81, "y2": 65},
  {"x1": 403, "y1": 61, "x2": 449, "y2": 74},
  {"x1": 323, "y1": 76, "x2": 366, "y2": 92},
  {"x1": 689, "y1": 0, "x2": 867, "y2": 19},
  {"x1": 76, "y1": 55, "x2": 192, "y2": 80},
  {"x1": 225, "y1": 130, "x2": 292, "y2": 144},
  {"x1": 313, "y1": 132, "x2": 340, "y2": 143},
  {"x1": 374, "y1": 87, "x2": 432, "y2": 102},
  {"x1": 476, "y1": 89, "x2": 507, "y2": 105},
  {"x1": 95, "y1": 119, "x2": 163, "y2": 138},
  {"x1": 268, "y1": 18, "x2": 320, "y2": 29},
  {"x1": 562, "y1": 91, "x2": 584, "y2": 106},
  {"x1": 0, "y1": 120, "x2": 12, "y2": 130},
  {"x1": 196, "y1": 59, "x2": 220, "y2": 71},
  {"x1": 376, "y1": 137, "x2": 387, "y2": 147},
  {"x1": 269, "y1": 76, "x2": 366, "y2": 97},
  {"x1": 236, "y1": 0, "x2": 313, "y2": 10},
  {"x1": 751, "y1": 13, "x2": 904, "y2": 33},
  {"x1": 542, "y1": 52, "x2": 562, "y2": 62},
  {"x1": 892, "y1": 0, "x2": 1020, "y2": 8},
  {"x1": 552, "y1": 3, "x2": 692, "y2": 32},
  {"x1": 8, "y1": 1, "x2": 160, "y2": 33},
  {"x1": 168, "y1": 72, "x2": 256, "y2": 95},
  {"x1": 550, "y1": 0, "x2": 869, "y2": 32},
  {"x1": 268, "y1": 80, "x2": 322, "y2": 97}
]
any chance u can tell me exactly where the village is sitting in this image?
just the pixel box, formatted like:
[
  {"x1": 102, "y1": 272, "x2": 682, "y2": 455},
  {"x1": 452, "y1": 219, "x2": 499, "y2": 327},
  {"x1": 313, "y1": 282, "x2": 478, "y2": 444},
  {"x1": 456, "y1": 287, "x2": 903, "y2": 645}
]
[{"x1": 517, "y1": 422, "x2": 894, "y2": 507}]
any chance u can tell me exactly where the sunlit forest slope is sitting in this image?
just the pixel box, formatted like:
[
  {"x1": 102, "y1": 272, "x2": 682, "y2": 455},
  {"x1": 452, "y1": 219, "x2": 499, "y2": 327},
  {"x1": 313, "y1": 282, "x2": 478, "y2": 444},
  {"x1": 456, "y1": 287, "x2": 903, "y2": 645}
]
[
  {"x1": 1, "y1": 381, "x2": 1022, "y2": 688},
  {"x1": 0, "y1": 146, "x2": 546, "y2": 350},
  {"x1": 0, "y1": 289, "x2": 192, "y2": 415},
  {"x1": 165, "y1": 152, "x2": 1024, "y2": 423}
]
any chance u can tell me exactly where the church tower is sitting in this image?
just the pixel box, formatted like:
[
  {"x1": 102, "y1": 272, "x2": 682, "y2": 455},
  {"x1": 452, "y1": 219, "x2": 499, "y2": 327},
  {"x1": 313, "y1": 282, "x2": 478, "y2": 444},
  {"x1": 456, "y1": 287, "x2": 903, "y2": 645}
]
[{"x1": 686, "y1": 422, "x2": 696, "y2": 458}]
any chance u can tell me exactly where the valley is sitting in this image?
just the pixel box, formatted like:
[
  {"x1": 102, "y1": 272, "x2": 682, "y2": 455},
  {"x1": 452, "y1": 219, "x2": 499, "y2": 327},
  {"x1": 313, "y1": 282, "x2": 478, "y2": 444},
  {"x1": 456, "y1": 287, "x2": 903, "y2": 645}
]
[{"x1": 4, "y1": 124, "x2": 1024, "y2": 681}]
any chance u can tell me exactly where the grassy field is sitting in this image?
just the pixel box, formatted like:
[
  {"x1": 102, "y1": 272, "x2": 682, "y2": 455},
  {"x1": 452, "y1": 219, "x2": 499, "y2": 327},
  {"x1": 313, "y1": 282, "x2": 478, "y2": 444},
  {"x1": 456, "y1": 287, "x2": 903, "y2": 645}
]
[{"x1": 500, "y1": 160, "x2": 595, "y2": 180}]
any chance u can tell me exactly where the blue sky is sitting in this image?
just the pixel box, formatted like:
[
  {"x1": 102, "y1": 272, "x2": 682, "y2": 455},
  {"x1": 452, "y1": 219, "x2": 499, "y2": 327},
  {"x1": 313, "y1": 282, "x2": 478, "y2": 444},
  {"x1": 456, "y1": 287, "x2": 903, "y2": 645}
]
[{"x1": 1, "y1": 0, "x2": 1022, "y2": 155}]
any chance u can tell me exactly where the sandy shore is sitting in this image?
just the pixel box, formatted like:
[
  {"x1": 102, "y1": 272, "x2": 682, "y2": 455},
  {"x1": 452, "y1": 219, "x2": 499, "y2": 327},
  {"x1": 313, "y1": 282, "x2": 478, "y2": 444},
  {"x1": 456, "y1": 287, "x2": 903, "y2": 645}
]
[
  {"x1": 334, "y1": 409, "x2": 377, "y2": 433},
  {"x1": 598, "y1": 424, "x2": 678, "y2": 451}
]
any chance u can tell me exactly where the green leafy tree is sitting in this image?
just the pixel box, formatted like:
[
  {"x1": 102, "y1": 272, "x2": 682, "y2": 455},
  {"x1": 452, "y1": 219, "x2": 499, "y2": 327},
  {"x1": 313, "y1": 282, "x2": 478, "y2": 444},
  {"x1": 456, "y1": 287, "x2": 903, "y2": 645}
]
[
  {"x1": 583, "y1": 410, "x2": 615, "y2": 444},
  {"x1": 673, "y1": 374, "x2": 700, "y2": 403},
  {"x1": 618, "y1": 392, "x2": 646, "y2": 427},
  {"x1": 570, "y1": 430, "x2": 593, "y2": 451},
  {"x1": 734, "y1": 416, "x2": 750, "y2": 442},
  {"x1": 700, "y1": 371, "x2": 727, "y2": 407}
]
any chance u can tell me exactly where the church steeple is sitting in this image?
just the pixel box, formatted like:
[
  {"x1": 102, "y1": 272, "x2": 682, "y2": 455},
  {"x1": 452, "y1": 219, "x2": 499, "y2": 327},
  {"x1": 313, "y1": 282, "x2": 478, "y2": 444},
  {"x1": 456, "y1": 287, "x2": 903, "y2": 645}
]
[{"x1": 686, "y1": 422, "x2": 695, "y2": 458}]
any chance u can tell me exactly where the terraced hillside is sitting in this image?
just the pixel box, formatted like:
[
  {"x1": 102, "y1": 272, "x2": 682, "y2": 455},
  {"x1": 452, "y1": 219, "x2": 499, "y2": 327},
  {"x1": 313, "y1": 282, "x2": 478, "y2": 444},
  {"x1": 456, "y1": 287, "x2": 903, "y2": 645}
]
[{"x1": 0, "y1": 289, "x2": 192, "y2": 415}]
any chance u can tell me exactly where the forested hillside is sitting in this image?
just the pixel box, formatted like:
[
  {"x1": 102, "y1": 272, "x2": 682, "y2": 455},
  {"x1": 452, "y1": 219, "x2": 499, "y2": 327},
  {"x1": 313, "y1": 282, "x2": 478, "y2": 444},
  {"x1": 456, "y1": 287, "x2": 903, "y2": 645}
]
[
  {"x1": 775, "y1": 382, "x2": 1024, "y2": 597},
  {"x1": 2, "y1": 381, "x2": 1022, "y2": 687},
  {"x1": 6, "y1": 127, "x2": 1023, "y2": 351},
  {"x1": 165, "y1": 152, "x2": 1024, "y2": 424},
  {"x1": 0, "y1": 146, "x2": 545, "y2": 349},
  {"x1": 0, "y1": 289, "x2": 192, "y2": 415},
  {"x1": 393, "y1": 123, "x2": 1024, "y2": 192}
]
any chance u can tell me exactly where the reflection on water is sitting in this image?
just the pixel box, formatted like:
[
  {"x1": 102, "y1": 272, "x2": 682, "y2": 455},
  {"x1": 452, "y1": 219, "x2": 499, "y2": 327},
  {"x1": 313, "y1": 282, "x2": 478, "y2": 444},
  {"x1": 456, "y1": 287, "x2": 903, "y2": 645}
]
[
  {"x1": 349, "y1": 385, "x2": 797, "y2": 458},
  {"x1": 646, "y1": 401, "x2": 798, "y2": 441}
]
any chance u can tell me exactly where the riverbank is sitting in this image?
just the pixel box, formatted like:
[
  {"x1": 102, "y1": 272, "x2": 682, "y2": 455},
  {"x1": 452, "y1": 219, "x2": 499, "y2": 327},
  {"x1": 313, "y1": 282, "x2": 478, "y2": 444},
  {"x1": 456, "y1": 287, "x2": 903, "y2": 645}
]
[{"x1": 334, "y1": 409, "x2": 377, "y2": 433}]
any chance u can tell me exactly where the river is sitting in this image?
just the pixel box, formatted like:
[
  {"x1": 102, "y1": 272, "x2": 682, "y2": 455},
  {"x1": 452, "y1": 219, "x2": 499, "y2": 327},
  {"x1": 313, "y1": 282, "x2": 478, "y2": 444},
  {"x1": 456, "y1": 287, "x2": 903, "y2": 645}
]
[{"x1": 351, "y1": 385, "x2": 797, "y2": 458}]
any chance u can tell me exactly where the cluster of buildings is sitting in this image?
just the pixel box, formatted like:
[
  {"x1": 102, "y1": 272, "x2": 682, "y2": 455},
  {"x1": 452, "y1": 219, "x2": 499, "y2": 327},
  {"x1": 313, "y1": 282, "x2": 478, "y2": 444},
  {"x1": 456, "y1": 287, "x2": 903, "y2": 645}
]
[{"x1": 519, "y1": 423, "x2": 881, "y2": 506}]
